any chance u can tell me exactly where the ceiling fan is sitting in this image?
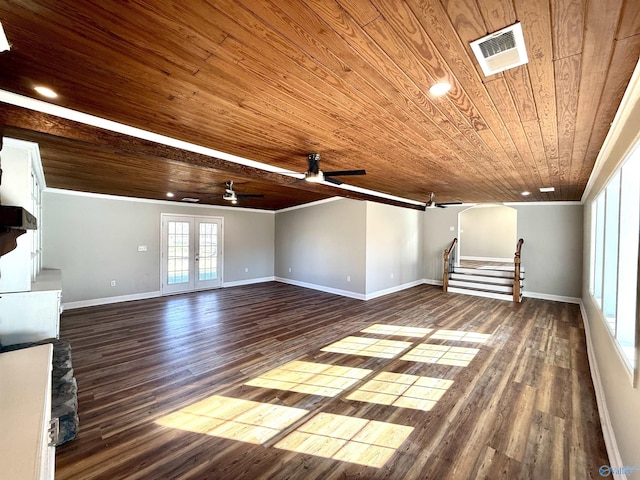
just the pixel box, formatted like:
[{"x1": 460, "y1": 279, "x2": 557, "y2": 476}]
[
  {"x1": 222, "y1": 181, "x2": 264, "y2": 204},
  {"x1": 425, "y1": 193, "x2": 462, "y2": 209},
  {"x1": 304, "y1": 153, "x2": 366, "y2": 185}
]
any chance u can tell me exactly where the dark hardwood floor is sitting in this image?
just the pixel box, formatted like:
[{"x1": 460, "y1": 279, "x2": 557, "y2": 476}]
[{"x1": 56, "y1": 283, "x2": 608, "y2": 479}]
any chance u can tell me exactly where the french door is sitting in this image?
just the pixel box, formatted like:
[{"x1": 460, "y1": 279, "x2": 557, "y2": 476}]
[{"x1": 161, "y1": 214, "x2": 223, "y2": 295}]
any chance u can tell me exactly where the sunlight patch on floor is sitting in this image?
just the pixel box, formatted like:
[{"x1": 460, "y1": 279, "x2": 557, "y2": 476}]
[
  {"x1": 401, "y1": 344, "x2": 480, "y2": 366},
  {"x1": 274, "y1": 412, "x2": 413, "y2": 468},
  {"x1": 430, "y1": 329, "x2": 491, "y2": 343},
  {"x1": 245, "y1": 360, "x2": 372, "y2": 397},
  {"x1": 321, "y1": 336, "x2": 412, "y2": 358},
  {"x1": 156, "y1": 395, "x2": 308, "y2": 444},
  {"x1": 346, "y1": 372, "x2": 454, "y2": 411},
  {"x1": 360, "y1": 324, "x2": 433, "y2": 338}
]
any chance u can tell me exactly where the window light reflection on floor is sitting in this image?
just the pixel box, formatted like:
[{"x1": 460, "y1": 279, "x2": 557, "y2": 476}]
[
  {"x1": 346, "y1": 372, "x2": 453, "y2": 411},
  {"x1": 430, "y1": 329, "x2": 491, "y2": 343},
  {"x1": 244, "y1": 360, "x2": 372, "y2": 397},
  {"x1": 156, "y1": 395, "x2": 308, "y2": 444},
  {"x1": 321, "y1": 336, "x2": 413, "y2": 359},
  {"x1": 401, "y1": 344, "x2": 480, "y2": 366},
  {"x1": 274, "y1": 412, "x2": 413, "y2": 468},
  {"x1": 360, "y1": 324, "x2": 433, "y2": 338}
]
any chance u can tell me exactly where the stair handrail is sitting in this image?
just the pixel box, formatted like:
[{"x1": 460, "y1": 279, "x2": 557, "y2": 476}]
[
  {"x1": 513, "y1": 238, "x2": 524, "y2": 302},
  {"x1": 443, "y1": 238, "x2": 458, "y2": 292}
]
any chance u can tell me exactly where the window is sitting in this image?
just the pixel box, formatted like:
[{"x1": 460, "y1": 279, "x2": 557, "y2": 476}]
[{"x1": 590, "y1": 144, "x2": 640, "y2": 371}]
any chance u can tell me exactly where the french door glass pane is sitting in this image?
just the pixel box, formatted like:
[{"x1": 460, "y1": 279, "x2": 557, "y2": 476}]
[
  {"x1": 199, "y1": 223, "x2": 218, "y2": 281},
  {"x1": 167, "y1": 221, "x2": 190, "y2": 284}
]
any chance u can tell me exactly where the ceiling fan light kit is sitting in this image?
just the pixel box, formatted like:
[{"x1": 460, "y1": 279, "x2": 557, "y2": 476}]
[{"x1": 304, "y1": 171, "x2": 324, "y2": 183}]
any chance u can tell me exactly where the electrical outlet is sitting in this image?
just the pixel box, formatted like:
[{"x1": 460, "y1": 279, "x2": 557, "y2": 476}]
[
  {"x1": 449, "y1": 226, "x2": 455, "y2": 231},
  {"x1": 390, "y1": 273, "x2": 394, "y2": 279},
  {"x1": 110, "y1": 280, "x2": 116, "y2": 287},
  {"x1": 347, "y1": 275, "x2": 351, "y2": 282},
  {"x1": 244, "y1": 267, "x2": 249, "y2": 273},
  {"x1": 138, "y1": 245, "x2": 148, "y2": 252},
  {"x1": 288, "y1": 267, "x2": 292, "y2": 273}
]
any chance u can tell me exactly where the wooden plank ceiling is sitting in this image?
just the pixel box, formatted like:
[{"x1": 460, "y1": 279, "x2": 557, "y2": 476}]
[{"x1": 0, "y1": 0, "x2": 638, "y2": 210}]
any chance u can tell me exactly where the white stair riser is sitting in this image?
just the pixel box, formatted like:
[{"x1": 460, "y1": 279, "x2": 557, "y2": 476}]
[
  {"x1": 448, "y1": 287, "x2": 515, "y2": 301},
  {"x1": 448, "y1": 280, "x2": 514, "y2": 293},
  {"x1": 453, "y1": 267, "x2": 524, "y2": 279},
  {"x1": 450, "y1": 274, "x2": 516, "y2": 285}
]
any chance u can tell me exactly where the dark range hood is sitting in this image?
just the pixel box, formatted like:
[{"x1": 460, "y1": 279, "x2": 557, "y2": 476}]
[
  {"x1": 0, "y1": 205, "x2": 38, "y2": 230},
  {"x1": 0, "y1": 206, "x2": 37, "y2": 258}
]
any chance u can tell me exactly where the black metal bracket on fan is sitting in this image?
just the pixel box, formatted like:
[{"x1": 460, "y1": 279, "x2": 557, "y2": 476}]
[{"x1": 305, "y1": 153, "x2": 366, "y2": 185}]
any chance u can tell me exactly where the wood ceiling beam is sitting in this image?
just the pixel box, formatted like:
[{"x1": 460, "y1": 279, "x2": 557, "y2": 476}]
[{"x1": 0, "y1": 105, "x2": 424, "y2": 210}]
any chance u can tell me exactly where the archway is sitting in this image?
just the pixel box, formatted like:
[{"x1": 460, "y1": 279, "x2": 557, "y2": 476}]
[{"x1": 457, "y1": 205, "x2": 517, "y2": 265}]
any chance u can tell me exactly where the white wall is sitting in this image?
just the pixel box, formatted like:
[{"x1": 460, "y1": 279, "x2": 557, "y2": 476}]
[
  {"x1": 516, "y1": 204, "x2": 583, "y2": 299},
  {"x1": 274, "y1": 198, "x2": 366, "y2": 296},
  {"x1": 581, "y1": 67, "x2": 640, "y2": 474},
  {"x1": 42, "y1": 190, "x2": 275, "y2": 305},
  {"x1": 423, "y1": 204, "x2": 583, "y2": 299},
  {"x1": 459, "y1": 205, "x2": 516, "y2": 259},
  {"x1": 365, "y1": 202, "x2": 423, "y2": 295},
  {"x1": 0, "y1": 145, "x2": 33, "y2": 292}
]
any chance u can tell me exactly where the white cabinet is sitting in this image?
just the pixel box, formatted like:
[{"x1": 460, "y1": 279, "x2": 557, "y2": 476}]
[
  {"x1": 0, "y1": 344, "x2": 55, "y2": 480},
  {"x1": 0, "y1": 139, "x2": 58, "y2": 347},
  {"x1": 0, "y1": 141, "x2": 35, "y2": 292},
  {"x1": 0, "y1": 269, "x2": 62, "y2": 346}
]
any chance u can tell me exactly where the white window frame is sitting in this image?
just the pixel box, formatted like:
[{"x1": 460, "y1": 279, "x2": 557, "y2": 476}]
[{"x1": 589, "y1": 142, "x2": 640, "y2": 386}]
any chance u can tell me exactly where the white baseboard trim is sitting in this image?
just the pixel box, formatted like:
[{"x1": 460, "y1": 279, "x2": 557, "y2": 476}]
[
  {"x1": 275, "y1": 278, "x2": 433, "y2": 301},
  {"x1": 522, "y1": 291, "x2": 581, "y2": 304},
  {"x1": 222, "y1": 276, "x2": 275, "y2": 288},
  {"x1": 274, "y1": 277, "x2": 366, "y2": 300},
  {"x1": 460, "y1": 256, "x2": 513, "y2": 263},
  {"x1": 63, "y1": 291, "x2": 161, "y2": 310},
  {"x1": 423, "y1": 278, "x2": 444, "y2": 286},
  {"x1": 579, "y1": 301, "x2": 625, "y2": 480},
  {"x1": 364, "y1": 280, "x2": 425, "y2": 300}
]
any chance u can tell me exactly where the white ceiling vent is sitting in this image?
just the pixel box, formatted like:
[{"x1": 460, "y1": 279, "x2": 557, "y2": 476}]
[{"x1": 470, "y1": 22, "x2": 528, "y2": 77}]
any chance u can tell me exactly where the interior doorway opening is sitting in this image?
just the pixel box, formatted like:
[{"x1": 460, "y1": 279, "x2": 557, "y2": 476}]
[{"x1": 457, "y1": 205, "x2": 517, "y2": 266}]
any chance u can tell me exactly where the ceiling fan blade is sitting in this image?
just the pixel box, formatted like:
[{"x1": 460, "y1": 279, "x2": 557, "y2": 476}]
[
  {"x1": 324, "y1": 177, "x2": 343, "y2": 185},
  {"x1": 436, "y1": 202, "x2": 462, "y2": 206},
  {"x1": 237, "y1": 194, "x2": 265, "y2": 198},
  {"x1": 436, "y1": 204, "x2": 446, "y2": 208},
  {"x1": 323, "y1": 169, "x2": 366, "y2": 177}
]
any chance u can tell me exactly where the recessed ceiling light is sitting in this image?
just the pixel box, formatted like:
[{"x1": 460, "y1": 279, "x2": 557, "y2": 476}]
[
  {"x1": 166, "y1": 192, "x2": 174, "y2": 198},
  {"x1": 34, "y1": 86, "x2": 58, "y2": 98},
  {"x1": 429, "y1": 82, "x2": 451, "y2": 96},
  {"x1": 539, "y1": 187, "x2": 555, "y2": 193},
  {"x1": 521, "y1": 191, "x2": 530, "y2": 196}
]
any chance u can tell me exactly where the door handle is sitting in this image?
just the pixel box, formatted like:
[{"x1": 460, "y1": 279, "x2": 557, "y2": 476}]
[{"x1": 195, "y1": 253, "x2": 199, "y2": 261}]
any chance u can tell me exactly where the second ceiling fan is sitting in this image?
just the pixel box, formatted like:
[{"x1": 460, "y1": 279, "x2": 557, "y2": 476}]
[
  {"x1": 223, "y1": 181, "x2": 264, "y2": 204},
  {"x1": 425, "y1": 193, "x2": 462, "y2": 209},
  {"x1": 304, "y1": 153, "x2": 366, "y2": 185}
]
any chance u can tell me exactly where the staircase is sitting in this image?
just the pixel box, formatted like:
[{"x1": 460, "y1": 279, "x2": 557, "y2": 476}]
[
  {"x1": 442, "y1": 238, "x2": 524, "y2": 303},
  {"x1": 447, "y1": 266, "x2": 524, "y2": 301}
]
